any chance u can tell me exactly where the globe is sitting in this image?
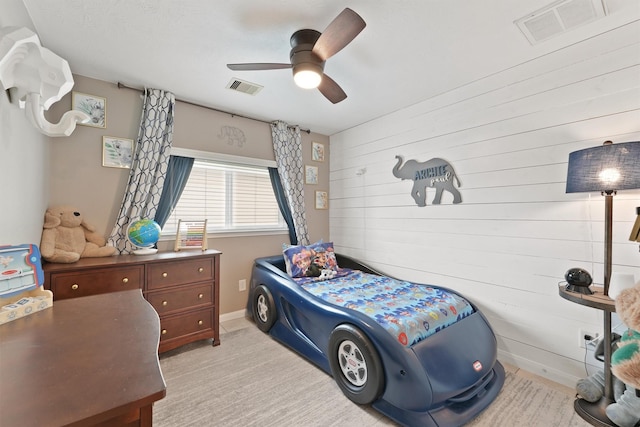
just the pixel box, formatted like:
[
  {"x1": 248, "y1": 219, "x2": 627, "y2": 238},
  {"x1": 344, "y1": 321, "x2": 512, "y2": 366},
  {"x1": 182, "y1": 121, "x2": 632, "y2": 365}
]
[{"x1": 127, "y1": 219, "x2": 161, "y2": 255}]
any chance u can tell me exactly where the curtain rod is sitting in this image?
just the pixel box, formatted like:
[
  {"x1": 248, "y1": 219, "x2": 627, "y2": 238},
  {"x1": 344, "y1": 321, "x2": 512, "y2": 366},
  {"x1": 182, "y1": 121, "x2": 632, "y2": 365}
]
[{"x1": 117, "y1": 82, "x2": 310, "y2": 134}]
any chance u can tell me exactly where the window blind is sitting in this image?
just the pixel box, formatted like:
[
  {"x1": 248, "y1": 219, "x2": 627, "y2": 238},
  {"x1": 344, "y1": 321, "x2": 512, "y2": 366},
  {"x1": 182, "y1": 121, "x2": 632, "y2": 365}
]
[{"x1": 163, "y1": 159, "x2": 285, "y2": 234}]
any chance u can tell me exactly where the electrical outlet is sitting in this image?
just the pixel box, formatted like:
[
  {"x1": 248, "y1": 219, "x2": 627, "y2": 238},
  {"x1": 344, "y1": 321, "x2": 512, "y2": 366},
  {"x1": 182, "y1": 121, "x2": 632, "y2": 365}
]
[
  {"x1": 579, "y1": 328, "x2": 600, "y2": 349},
  {"x1": 239, "y1": 279, "x2": 247, "y2": 292}
]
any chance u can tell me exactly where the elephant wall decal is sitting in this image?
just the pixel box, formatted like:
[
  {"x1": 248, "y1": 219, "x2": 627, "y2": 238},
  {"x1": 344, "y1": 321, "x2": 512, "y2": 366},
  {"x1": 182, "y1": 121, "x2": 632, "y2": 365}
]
[{"x1": 392, "y1": 155, "x2": 462, "y2": 206}]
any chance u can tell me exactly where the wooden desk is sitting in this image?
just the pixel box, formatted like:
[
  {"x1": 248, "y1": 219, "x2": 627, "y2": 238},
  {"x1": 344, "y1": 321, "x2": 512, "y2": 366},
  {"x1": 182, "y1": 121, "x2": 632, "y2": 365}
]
[{"x1": 0, "y1": 290, "x2": 166, "y2": 427}]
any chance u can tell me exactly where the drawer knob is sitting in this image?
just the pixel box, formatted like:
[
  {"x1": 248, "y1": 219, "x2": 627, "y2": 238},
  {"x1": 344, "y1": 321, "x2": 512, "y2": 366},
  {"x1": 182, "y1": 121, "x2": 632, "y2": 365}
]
[
  {"x1": 198, "y1": 293, "x2": 204, "y2": 299},
  {"x1": 161, "y1": 329, "x2": 167, "y2": 335},
  {"x1": 198, "y1": 267, "x2": 204, "y2": 273},
  {"x1": 122, "y1": 277, "x2": 129, "y2": 284},
  {"x1": 198, "y1": 320, "x2": 203, "y2": 326},
  {"x1": 71, "y1": 284, "x2": 79, "y2": 290},
  {"x1": 162, "y1": 272, "x2": 168, "y2": 278},
  {"x1": 162, "y1": 300, "x2": 168, "y2": 306}
]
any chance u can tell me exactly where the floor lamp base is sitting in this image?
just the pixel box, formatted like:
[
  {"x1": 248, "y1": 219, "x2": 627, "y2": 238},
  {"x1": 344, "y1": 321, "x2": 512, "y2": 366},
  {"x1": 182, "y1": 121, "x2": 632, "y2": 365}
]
[{"x1": 574, "y1": 397, "x2": 617, "y2": 426}]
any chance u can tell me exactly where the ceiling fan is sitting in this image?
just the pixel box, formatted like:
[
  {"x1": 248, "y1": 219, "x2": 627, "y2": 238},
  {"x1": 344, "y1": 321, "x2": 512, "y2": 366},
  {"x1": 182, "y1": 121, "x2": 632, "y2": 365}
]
[{"x1": 227, "y1": 8, "x2": 366, "y2": 104}]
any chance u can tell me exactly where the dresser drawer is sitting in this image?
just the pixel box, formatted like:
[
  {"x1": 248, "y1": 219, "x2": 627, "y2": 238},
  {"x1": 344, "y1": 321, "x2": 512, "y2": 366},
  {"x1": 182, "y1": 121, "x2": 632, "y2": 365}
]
[
  {"x1": 159, "y1": 307, "x2": 214, "y2": 342},
  {"x1": 147, "y1": 258, "x2": 214, "y2": 290},
  {"x1": 146, "y1": 283, "x2": 213, "y2": 316},
  {"x1": 50, "y1": 266, "x2": 144, "y2": 300}
]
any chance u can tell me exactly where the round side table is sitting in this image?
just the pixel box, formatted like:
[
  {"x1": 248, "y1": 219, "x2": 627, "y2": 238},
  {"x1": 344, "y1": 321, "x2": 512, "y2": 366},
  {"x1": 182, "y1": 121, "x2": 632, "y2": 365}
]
[{"x1": 559, "y1": 285, "x2": 616, "y2": 427}]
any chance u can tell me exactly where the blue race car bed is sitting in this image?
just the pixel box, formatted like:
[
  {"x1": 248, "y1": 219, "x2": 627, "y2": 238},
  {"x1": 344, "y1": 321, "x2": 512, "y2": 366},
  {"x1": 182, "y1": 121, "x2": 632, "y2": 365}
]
[{"x1": 249, "y1": 252, "x2": 504, "y2": 427}]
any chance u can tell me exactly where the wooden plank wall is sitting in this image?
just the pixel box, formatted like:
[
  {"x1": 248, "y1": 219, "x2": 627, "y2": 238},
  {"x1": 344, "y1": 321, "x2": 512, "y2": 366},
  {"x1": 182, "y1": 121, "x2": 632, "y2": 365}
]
[{"x1": 329, "y1": 21, "x2": 640, "y2": 387}]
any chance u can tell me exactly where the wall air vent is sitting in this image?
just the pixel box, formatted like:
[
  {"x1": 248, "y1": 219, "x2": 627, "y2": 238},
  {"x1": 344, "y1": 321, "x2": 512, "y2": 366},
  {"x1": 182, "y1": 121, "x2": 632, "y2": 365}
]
[
  {"x1": 515, "y1": 0, "x2": 607, "y2": 45},
  {"x1": 226, "y1": 78, "x2": 263, "y2": 96}
]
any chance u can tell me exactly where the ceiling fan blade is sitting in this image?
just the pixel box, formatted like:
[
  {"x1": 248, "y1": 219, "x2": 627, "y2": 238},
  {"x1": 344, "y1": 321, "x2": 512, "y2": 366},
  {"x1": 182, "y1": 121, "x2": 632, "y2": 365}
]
[
  {"x1": 227, "y1": 63, "x2": 292, "y2": 71},
  {"x1": 313, "y1": 8, "x2": 366, "y2": 61},
  {"x1": 318, "y1": 74, "x2": 347, "y2": 104}
]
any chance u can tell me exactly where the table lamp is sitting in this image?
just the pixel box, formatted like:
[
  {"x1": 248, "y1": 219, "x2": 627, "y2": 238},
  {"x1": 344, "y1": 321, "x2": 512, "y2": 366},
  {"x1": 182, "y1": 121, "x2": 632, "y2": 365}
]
[{"x1": 566, "y1": 140, "x2": 640, "y2": 296}]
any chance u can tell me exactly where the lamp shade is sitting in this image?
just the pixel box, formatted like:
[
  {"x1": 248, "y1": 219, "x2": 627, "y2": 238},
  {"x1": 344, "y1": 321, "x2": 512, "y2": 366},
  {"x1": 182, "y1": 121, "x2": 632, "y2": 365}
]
[
  {"x1": 566, "y1": 141, "x2": 640, "y2": 193},
  {"x1": 608, "y1": 273, "x2": 636, "y2": 300}
]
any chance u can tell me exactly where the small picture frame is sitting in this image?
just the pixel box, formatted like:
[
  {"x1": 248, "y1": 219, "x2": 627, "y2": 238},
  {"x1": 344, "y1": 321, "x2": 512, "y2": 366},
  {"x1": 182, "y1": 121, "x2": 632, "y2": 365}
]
[
  {"x1": 312, "y1": 142, "x2": 325, "y2": 162},
  {"x1": 102, "y1": 136, "x2": 134, "y2": 168},
  {"x1": 315, "y1": 191, "x2": 328, "y2": 209},
  {"x1": 72, "y1": 91, "x2": 106, "y2": 128},
  {"x1": 305, "y1": 165, "x2": 318, "y2": 184}
]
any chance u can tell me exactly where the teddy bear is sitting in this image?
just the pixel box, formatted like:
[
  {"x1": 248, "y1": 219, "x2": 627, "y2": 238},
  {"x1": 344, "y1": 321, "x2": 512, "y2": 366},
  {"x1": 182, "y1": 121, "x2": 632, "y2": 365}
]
[
  {"x1": 40, "y1": 206, "x2": 116, "y2": 263},
  {"x1": 577, "y1": 282, "x2": 640, "y2": 427},
  {"x1": 606, "y1": 285, "x2": 640, "y2": 427}
]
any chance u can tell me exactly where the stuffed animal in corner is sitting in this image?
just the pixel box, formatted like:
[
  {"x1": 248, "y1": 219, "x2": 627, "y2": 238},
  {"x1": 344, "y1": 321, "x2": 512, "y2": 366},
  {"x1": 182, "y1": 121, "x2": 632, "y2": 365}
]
[
  {"x1": 575, "y1": 279, "x2": 640, "y2": 427},
  {"x1": 40, "y1": 206, "x2": 116, "y2": 263},
  {"x1": 606, "y1": 284, "x2": 640, "y2": 427}
]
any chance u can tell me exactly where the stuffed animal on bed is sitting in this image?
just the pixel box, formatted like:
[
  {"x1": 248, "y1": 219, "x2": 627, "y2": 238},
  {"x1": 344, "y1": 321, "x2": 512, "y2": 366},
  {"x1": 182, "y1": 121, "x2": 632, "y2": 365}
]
[
  {"x1": 318, "y1": 269, "x2": 337, "y2": 280},
  {"x1": 40, "y1": 206, "x2": 116, "y2": 263}
]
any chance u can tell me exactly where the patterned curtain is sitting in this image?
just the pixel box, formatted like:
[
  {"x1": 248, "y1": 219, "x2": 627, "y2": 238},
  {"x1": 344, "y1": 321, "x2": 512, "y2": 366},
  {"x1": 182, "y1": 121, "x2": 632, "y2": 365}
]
[
  {"x1": 271, "y1": 121, "x2": 309, "y2": 246},
  {"x1": 108, "y1": 88, "x2": 175, "y2": 254}
]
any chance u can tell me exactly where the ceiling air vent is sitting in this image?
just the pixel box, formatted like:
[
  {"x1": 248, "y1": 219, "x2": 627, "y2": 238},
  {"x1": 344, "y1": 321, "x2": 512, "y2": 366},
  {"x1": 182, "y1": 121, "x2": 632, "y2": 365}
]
[
  {"x1": 226, "y1": 78, "x2": 263, "y2": 96},
  {"x1": 515, "y1": 0, "x2": 607, "y2": 45}
]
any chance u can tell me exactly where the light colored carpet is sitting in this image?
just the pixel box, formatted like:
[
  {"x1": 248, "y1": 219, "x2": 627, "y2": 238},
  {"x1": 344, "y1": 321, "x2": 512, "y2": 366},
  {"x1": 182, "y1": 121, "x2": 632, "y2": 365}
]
[{"x1": 154, "y1": 324, "x2": 591, "y2": 427}]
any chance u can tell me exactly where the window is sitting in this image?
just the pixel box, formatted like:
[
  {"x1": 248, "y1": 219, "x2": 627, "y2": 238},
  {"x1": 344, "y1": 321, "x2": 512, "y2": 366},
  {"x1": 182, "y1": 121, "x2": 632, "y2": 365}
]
[{"x1": 162, "y1": 150, "x2": 287, "y2": 236}]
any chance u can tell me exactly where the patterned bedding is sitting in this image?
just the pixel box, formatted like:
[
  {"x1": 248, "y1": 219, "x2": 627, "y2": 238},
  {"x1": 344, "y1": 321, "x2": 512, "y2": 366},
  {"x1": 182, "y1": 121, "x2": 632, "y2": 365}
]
[{"x1": 296, "y1": 269, "x2": 474, "y2": 347}]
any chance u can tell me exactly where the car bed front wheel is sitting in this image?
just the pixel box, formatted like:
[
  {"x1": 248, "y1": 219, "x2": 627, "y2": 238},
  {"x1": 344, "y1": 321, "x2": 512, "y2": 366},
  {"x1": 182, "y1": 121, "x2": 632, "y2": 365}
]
[
  {"x1": 253, "y1": 285, "x2": 276, "y2": 332},
  {"x1": 328, "y1": 324, "x2": 384, "y2": 405}
]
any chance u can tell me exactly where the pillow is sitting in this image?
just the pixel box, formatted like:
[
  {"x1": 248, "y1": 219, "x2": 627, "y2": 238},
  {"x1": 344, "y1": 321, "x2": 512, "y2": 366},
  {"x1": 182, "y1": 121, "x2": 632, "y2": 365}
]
[
  {"x1": 283, "y1": 241, "x2": 338, "y2": 278},
  {"x1": 310, "y1": 241, "x2": 338, "y2": 274},
  {"x1": 282, "y1": 239, "x2": 322, "y2": 276}
]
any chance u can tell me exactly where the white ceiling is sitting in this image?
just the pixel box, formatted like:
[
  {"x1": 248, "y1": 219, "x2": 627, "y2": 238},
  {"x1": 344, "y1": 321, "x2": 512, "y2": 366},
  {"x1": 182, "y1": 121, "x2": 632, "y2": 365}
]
[{"x1": 20, "y1": 0, "x2": 640, "y2": 135}]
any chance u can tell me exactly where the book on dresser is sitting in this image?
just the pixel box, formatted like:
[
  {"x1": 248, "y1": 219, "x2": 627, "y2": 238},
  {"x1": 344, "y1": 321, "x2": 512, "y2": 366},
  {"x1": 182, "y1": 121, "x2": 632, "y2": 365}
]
[{"x1": 42, "y1": 250, "x2": 221, "y2": 352}]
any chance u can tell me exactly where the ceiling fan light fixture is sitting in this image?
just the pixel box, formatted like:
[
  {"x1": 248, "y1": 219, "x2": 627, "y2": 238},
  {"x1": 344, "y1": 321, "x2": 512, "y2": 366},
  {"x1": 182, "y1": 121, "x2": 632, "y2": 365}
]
[
  {"x1": 293, "y1": 63, "x2": 322, "y2": 89},
  {"x1": 227, "y1": 8, "x2": 365, "y2": 102}
]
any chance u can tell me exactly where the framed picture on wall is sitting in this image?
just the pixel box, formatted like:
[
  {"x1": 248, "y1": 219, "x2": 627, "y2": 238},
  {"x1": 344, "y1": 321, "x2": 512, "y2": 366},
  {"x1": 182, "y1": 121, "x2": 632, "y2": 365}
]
[
  {"x1": 72, "y1": 91, "x2": 106, "y2": 128},
  {"x1": 305, "y1": 165, "x2": 318, "y2": 184},
  {"x1": 315, "y1": 191, "x2": 328, "y2": 209},
  {"x1": 312, "y1": 142, "x2": 325, "y2": 162},
  {"x1": 102, "y1": 136, "x2": 134, "y2": 168}
]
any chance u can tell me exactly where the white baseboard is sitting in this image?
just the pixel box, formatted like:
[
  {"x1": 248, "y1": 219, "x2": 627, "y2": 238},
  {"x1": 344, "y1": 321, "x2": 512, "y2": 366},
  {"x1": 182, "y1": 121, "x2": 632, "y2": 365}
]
[
  {"x1": 220, "y1": 309, "x2": 248, "y2": 323},
  {"x1": 497, "y1": 348, "x2": 586, "y2": 389}
]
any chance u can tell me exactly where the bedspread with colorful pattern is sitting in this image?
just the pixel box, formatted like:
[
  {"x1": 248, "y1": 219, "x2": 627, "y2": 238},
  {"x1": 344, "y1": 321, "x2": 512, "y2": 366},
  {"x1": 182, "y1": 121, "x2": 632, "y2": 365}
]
[{"x1": 296, "y1": 269, "x2": 474, "y2": 347}]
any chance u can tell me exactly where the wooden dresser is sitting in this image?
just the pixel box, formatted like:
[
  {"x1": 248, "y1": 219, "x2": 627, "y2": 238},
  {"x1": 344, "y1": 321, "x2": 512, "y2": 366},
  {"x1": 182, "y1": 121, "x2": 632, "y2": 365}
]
[{"x1": 43, "y1": 250, "x2": 221, "y2": 353}]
